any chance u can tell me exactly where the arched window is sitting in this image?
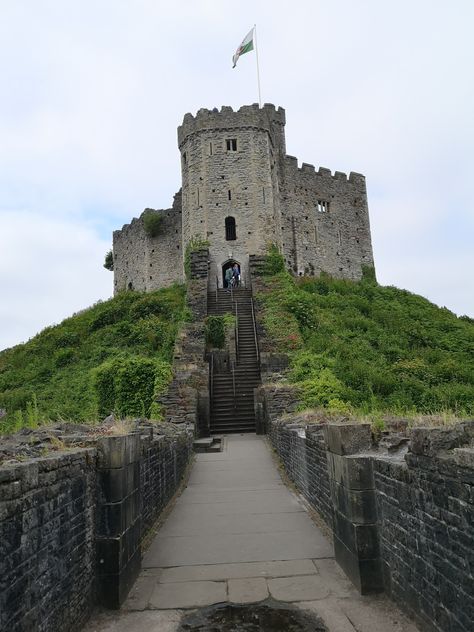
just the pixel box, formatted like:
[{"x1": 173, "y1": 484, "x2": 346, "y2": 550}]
[{"x1": 225, "y1": 216, "x2": 236, "y2": 241}]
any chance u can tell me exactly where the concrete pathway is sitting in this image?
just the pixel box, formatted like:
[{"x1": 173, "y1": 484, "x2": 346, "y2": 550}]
[{"x1": 85, "y1": 435, "x2": 419, "y2": 632}]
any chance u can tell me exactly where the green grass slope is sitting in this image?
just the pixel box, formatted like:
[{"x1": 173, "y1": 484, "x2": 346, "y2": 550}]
[
  {"x1": 0, "y1": 285, "x2": 186, "y2": 434},
  {"x1": 258, "y1": 269, "x2": 474, "y2": 416}
]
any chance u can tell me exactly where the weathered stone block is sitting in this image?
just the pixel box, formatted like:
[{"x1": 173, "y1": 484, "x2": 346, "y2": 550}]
[
  {"x1": 324, "y1": 423, "x2": 372, "y2": 455},
  {"x1": 333, "y1": 509, "x2": 379, "y2": 559},
  {"x1": 330, "y1": 480, "x2": 377, "y2": 524},
  {"x1": 454, "y1": 447, "x2": 474, "y2": 469},
  {"x1": 97, "y1": 548, "x2": 141, "y2": 609},
  {"x1": 327, "y1": 452, "x2": 374, "y2": 490},
  {"x1": 333, "y1": 535, "x2": 383, "y2": 595},
  {"x1": 410, "y1": 422, "x2": 474, "y2": 457}
]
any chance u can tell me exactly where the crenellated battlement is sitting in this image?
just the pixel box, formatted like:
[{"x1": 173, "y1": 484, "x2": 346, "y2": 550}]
[
  {"x1": 178, "y1": 103, "x2": 285, "y2": 147},
  {"x1": 284, "y1": 156, "x2": 366, "y2": 186}
]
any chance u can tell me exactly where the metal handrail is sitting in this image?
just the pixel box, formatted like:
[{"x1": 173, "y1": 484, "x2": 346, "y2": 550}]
[
  {"x1": 231, "y1": 360, "x2": 236, "y2": 408},
  {"x1": 234, "y1": 300, "x2": 239, "y2": 360},
  {"x1": 250, "y1": 298, "x2": 260, "y2": 365},
  {"x1": 210, "y1": 353, "x2": 214, "y2": 407}
]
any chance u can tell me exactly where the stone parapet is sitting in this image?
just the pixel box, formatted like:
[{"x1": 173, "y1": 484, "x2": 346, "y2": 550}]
[
  {"x1": 263, "y1": 406, "x2": 474, "y2": 631},
  {"x1": 0, "y1": 424, "x2": 193, "y2": 630}
]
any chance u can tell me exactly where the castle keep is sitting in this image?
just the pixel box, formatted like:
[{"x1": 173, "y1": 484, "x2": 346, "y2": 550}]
[{"x1": 113, "y1": 104, "x2": 374, "y2": 291}]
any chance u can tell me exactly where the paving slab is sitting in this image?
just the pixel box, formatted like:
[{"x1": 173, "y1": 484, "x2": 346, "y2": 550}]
[
  {"x1": 175, "y1": 487, "x2": 297, "y2": 505},
  {"x1": 312, "y1": 558, "x2": 355, "y2": 598},
  {"x1": 268, "y1": 575, "x2": 331, "y2": 602},
  {"x1": 159, "y1": 559, "x2": 319, "y2": 583},
  {"x1": 124, "y1": 574, "x2": 156, "y2": 611},
  {"x1": 157, "y1": 509, "x2": 320, "y2": 537},
  {"x1": 228, "y1": 577, "x2": 269, "y2": 603},
  {"x1": 149, "y1": 580, "x2": 227, "y2": 609},
  {"x1": 83, "y1": 610, "x2": 182, "y2": 632},
  {"x1": 144, "y1": 530, "x2": 332, "y2": 567}
]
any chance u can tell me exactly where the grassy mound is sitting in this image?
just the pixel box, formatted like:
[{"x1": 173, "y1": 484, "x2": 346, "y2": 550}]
[
  {"x1": 258, "y1": 270, "x2": 474, "y2": 416},
  {"x1": 0, "y1": 285, "x2": 187, "y2": 434}
]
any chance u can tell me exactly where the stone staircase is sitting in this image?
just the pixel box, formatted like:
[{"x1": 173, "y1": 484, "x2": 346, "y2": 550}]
[{"x1": 207, "y1": 287, "x2": 261, "y2": 434}]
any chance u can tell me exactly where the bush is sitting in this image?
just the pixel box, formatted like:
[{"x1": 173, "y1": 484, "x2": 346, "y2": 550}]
[
  {"x1": 299, "y1": 369, "x2": 346, "y2": 409},
  {"x1": 115, "y1": 357, "x2": 157, "y2": 417},
  {"x1": 205, "y1": 316, "x2": 226, "y2": 348},
  {"x1": 143, "y1": 210, "x2": 163, "y2": 238},
  {"x1": 93, "y1": 359, "x2": 118, "y2": 417},
  {"x1": 104, "y1": 250, "x2": 114, "y2": 271},
  {"x1": 263, "y1": 244, "x2": 285, "y2": 276}
]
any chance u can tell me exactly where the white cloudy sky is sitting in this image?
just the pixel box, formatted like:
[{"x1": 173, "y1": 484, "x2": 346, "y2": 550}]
[{"x1": 1, "y1": 0, "x2": 473, "y2": 350}]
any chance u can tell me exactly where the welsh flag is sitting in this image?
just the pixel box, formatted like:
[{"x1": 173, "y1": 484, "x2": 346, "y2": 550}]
[{"x1": 232, "y1": 28, "x2": 254, "y2": 68}]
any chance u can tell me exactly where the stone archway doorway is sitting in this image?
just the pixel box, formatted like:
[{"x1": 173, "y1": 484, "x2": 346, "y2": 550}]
[{"x1": 222, "y1": 260, "x2": 241, "y2": 288}]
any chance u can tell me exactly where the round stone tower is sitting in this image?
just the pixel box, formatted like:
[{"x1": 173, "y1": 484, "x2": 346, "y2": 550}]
[{"x1": 177, "y1": 104, "x2": 286, "y2": 286}]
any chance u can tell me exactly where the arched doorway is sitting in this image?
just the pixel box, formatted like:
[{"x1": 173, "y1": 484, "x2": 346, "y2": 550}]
[{"x1": 222, "y1": 260, "x2": 241, "y2": 288}]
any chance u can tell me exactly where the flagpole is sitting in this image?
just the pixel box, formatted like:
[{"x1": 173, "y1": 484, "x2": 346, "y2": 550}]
[{"x1": 254, "y1": 24, "x2": 262, "y2": 107}]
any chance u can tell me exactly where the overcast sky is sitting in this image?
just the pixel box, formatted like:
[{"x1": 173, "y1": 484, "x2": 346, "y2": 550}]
[{"x1": 1, "y1": 0, "x2": 473, "y2": 351}]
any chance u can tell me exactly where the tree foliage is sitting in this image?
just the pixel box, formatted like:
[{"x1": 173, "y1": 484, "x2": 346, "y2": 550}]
[{"x1": 103, "y1": 250, "x2": 114, "y2": 271}]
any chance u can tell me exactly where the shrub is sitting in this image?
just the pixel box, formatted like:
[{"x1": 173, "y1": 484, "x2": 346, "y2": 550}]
[
  {"x1": 93, "y1": 359, "x2": 118, "y2": 417},
  {"x1": 205, "y1": 316, "x2": 226, "y2": 349},
  {"x1": 299, "y1": 369, "x2": 346, "y2": 409},
  {"x1": 104, "y1": 250, "x2": 114, "y2": 271},
  {"x1": 143, "y1": 210, "x2": 163, "y2": 237},
  {"x1": 115, "y1": 357, "x2": 157, "y2": 417},
  {"x1": 263, "y1": 244, "x2": 285, "y2": 276}
]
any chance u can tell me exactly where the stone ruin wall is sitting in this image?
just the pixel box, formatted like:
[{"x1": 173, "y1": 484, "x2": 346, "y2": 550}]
[
  {"x1": 279, "y1": 159, "x2": 374, "y2": 280},
  {"x1": 112, "y1": 193, "x2": 183, "y2": 294}
]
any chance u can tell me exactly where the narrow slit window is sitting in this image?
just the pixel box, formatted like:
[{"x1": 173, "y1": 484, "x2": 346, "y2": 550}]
[
  {"x1": 182, "y1": 151, "x2": 187, "y2": 165},
  {"x1": 262, "y1": 188, "x2": 265, "y2": 204},
  {"x1": 228, "y1": 190, "x2": 232, "y2": 200},
  {"x1": 226, "y1": 138, "x2": 238, "y2": 152},
  {"x1": 209, "y1": 142, "x2": 213, "y2": 155},
  {"x1": 225, "y1": 216, "x2": 236, "y2": 241}
]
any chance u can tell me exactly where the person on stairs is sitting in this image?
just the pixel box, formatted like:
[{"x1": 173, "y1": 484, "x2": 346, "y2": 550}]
[
  {"x1": 232, "y1": 263, "x2": 241, "y2": 288},
  {"x1": 225, "y1": 266, "x2": 233, "y2": 289}
]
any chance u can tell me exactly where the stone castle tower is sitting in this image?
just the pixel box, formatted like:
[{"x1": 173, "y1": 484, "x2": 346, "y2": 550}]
[{"x1": 113, "y1": 104, "x2": 374, "y2": 292}]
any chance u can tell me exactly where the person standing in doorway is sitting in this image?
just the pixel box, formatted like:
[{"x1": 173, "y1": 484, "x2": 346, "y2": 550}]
[
  {"x1": 232, "y1": 263, "x2": 240, "y2": 288},
  {"x1": 225, "y1": 266, "x2": 233, "y2": 289}
]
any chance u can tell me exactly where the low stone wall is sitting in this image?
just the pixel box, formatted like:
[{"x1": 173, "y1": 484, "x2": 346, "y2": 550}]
[
  {"x1": 262, "y1": 384, "x2": 474, "y2": 632},
  {"x1": 141, "y1": 430, "x2": 193, "y2": 535},
  {"x1": 0, "y1": 425, "x2": 193, "y2": 632},
  {"x1": 268, "y1": 419, "x2": 332, "y2": 527},
  {"x1": 375, "y1": 425, "x2": 474, "y2": 632},
  {"x1": 1, "y1": 450, "x2": 96, "y2": 632}
]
